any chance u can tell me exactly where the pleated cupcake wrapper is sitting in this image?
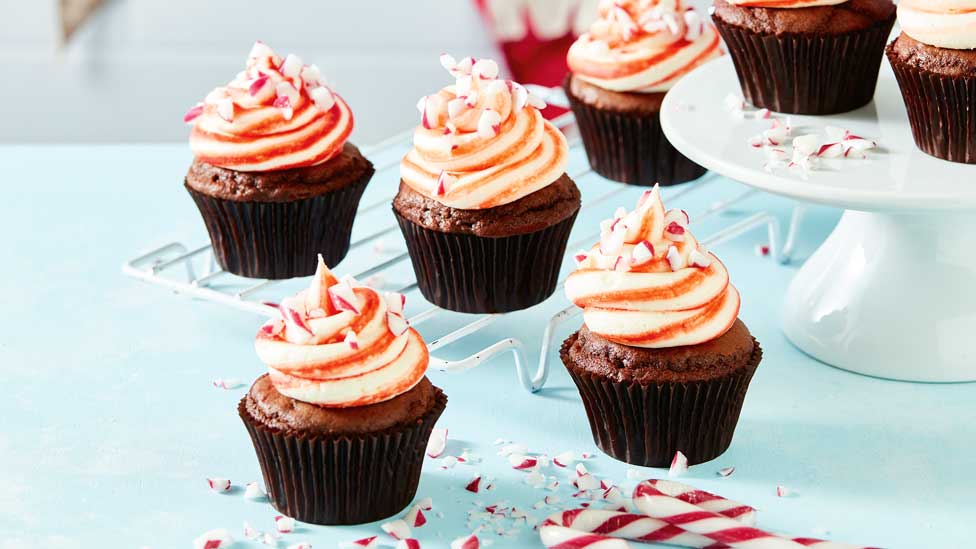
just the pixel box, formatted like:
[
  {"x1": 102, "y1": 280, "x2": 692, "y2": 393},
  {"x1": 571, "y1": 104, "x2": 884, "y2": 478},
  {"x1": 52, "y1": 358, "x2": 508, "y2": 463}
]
[
  {"x1": 560, "y1": 335, "x2": 762, "y2": 467},
  {"x1": 887, "y1": 51, "x2": 976, "y2": 165},
  {"x1": 564, "y1": 86, "x2": 707, "y2": 187},
  {"x1": 239, "y1": 389, "x2": 447, "y2": 526},
  {"x1": 713, "y1": 16, "x2": 895, "y2": 115},
  {"x1": 185, "y1": 172, "x2": 371, "y2": 280},
  {"x1": 394, "y1": 208, "x2": 578, "y2": 314}
]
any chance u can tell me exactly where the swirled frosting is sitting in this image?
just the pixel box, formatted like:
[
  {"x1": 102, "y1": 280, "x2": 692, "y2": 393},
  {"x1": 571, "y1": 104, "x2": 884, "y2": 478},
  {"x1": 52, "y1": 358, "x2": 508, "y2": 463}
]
[
  {"x1": 899, "y1": 0, "x2": 976, "y2": 50},
  {"x1": 564, "y1": 186, "x2": 740, "y2": 348},
  {"x1": 727, "y1": 0, "x2": 848, "y2": 6},
  {"x1": 567, "y1": 0, "x2": 723, "y2": 93},
  {"x1": 254, "y1": 256, "x2": 428, "y2": 407},
  {"x1": 400, "y1": 55, "x2": 569, "y2": 209},
  {"x1": 186, "y1": 41, "x2": 353, "y2": 172}
]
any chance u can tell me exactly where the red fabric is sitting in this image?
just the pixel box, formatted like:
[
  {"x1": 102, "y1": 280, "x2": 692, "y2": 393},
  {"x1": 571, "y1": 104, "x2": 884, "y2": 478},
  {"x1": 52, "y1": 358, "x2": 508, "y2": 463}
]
[{"x1": 474, "y1": 0, "x2": 580, "y2": 119}]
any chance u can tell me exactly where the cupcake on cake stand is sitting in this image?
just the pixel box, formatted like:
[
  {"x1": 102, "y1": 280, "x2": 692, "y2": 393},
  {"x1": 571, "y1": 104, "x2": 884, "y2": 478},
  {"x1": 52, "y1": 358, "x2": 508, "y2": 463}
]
[{"x1": 660, "y1": 57, "x2": 976, "y2": 383}]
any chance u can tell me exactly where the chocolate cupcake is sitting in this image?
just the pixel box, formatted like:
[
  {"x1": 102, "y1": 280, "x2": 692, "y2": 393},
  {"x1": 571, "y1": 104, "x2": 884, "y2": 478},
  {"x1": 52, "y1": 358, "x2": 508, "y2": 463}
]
[
  {"x1": 184, "y1": 42, "x2": 373, "y2": 279},
  {"x1": 887, "y1": 2, "x2": 976, "y2": 164},
  {"x1": 565, "y1": 1, "x2": 722, "y2": 186},
  {"x1": 561, "y1": 186, "x2": 761, "y2": 466},
  {"x1": 394, "y1": 55, "x2": 581, "y2": 313},
  {"x1": 240, "y1": 256, "x2": 446, "y2": 525},
  {"x1": 712, "y1": 0, "x2": 896, "y2": 115}
]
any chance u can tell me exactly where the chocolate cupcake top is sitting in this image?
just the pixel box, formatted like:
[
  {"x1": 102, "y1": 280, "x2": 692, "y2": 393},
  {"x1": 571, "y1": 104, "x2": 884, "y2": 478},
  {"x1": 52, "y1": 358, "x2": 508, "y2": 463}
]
[
  {"x1": 565, "y1": 186, "x2": 740, "y2": 348},
  {"x1": 254, "y1": 255, "x2": 428, "y2": 407},
  {"x1": 712, "y1": 0, "x2": 896, "y2": 35},
  {"x1": 399, "y1": 55, "x2": 569, "y2": 210},
  {"x1": 898, "y1": 0, "x2": 976, "y2": 50},
  {"x1": 184, "y1": 42, "x2": 353, "y2": 172},
  {"x1": 566, "y1": 0, "x2": 723, "y2": 93}
]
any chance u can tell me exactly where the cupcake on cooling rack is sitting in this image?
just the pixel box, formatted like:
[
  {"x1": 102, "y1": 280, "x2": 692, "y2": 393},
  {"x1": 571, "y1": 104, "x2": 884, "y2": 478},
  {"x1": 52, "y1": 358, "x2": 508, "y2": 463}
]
[
  {"x1": 887, "y1": 1, "x2": 976, "y2": 164},
  {"x1": 712, "y1": 0, "x2": 895, "y2": 115},
  {"x1": 561, "y1": 186, "x2": 761, "y2": 467},
  {"x1": 184, "y1": 42, "x2": 374, "y2": 279},
  {"x1": 240, "y1": 255, "x2": 446, "y2": 525},
  {"x1": 565, "y1": 0, "x2": 722, "y2": 186},
  {"x1": 395, "y1": 55, "x2": 580, "y2": 313}
]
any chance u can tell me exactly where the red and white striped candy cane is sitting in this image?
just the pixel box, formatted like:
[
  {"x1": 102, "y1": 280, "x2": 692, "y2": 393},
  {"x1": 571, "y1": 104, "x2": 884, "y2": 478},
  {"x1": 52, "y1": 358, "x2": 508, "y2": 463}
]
[
  {"x1": 542, "y1": 509, "x2": 717, "y2": 547},
  {"x1": 539, "y1": 522, "x2": 632, "y2": 549},
  {"x1": 643, "y1": 480, "x2": 758, "y2": 526},
  {"x1": 634, "y1": 481, "x2": 809, "y2": 549}
]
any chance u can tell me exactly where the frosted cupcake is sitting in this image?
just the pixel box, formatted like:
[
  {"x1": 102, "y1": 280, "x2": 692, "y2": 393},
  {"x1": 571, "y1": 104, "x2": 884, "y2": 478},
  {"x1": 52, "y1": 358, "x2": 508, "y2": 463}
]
[
  {"x1": 184, "y1": 42, "x2": 373, "y2": 279},
  {"x1": 239, "y1": 256, "x2": 446, "y2": 524},
  {"x1": 565, "y1": 0, "x2": 723, "y2": 186},
  {"x1": 395, "y1": 55, "x2": 580, "y2": 313},
  {"x1": 887, "y1": 1, "x2": 976, "y2": 164},
  {"x1": 713, "y1": 0, "x2": 896, "y2": 115},
  {"x1": 561, "y1": 186, "x2": 761, "y2": 466}
]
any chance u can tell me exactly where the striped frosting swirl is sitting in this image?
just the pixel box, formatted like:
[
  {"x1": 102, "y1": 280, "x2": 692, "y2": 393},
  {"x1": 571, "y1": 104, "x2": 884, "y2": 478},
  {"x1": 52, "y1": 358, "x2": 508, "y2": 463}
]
[
  {"x1": 254, "y1": 256, "x2": 427, "y2": 408},
  {"x1": 899, "y1": 0, "x2": 976, "y2": 50},
  {"x1": 400, "y1": 55, "x2": 569, "y2": 209},
  {"x1": 564, "y1": 186, "x2": 740, "y2": 348},
  {"x1": 186, "y1": 41, "x2": 353, "y2": 172},
  {"x1": 567, "y1": 0, "x2": 723, "y2": 93}
]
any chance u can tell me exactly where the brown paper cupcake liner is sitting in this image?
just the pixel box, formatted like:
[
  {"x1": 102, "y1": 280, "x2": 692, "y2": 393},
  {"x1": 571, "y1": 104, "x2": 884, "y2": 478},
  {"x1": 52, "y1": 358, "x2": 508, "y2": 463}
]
[
  {"x1": 565, "y1": 87, "x2": 707, "y2": 186},
  {"x1": 185, "y1": 172, "x2": 371, "y2": 280},
  {"x1": 239, "y1": 388, "x2": 446, "y2": 526},
  {"x1": 394, "y1": 209, "x2": 578, "y2": 314},
  {"x1": 713, "y1": 15, "x2": 895, "y2": 115},
  {"x1": 560, "y1": 333, "x2": 761, "y2": 467},
  {"x1": 887, "y1": 50, "x2": 976, "y2": 164}
]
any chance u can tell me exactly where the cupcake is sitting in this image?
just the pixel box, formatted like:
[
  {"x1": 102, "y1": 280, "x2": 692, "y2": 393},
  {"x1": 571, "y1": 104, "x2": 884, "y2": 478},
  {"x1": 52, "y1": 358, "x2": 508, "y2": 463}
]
[
  {"x1": 565, "y1": 0, "x2": 723, "y2": 186},
  {"x1": 240, "y1": 255, "x2": 446, "y2": 525},
  {"x1": 395, "y1": 55, "x2": 581, "y2": 313},
  {"x1": 561, "y1": 186, "x2": 761, "y2": 466},
  {"x1": 887, "y1": 2, "x2": 976, "y2": 164},
  {"x1": 184, "y1": 42, "x2": 374, "y2": 279},
  {"x1": 712, "y1": 0, "x2": 896, "y2": 115}
]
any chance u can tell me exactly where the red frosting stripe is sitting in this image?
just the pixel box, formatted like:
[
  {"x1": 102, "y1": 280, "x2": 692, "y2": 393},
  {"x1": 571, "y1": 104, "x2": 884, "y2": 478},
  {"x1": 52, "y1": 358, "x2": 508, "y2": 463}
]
[{"x1": 186, "y1": 41, "x2": 353, "y2": 172}]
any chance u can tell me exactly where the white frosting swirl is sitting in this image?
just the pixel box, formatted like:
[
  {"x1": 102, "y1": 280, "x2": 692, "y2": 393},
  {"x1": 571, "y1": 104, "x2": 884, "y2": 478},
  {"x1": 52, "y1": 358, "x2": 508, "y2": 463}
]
[
  {"x1": 400, "y1": 55, "x2": 569, "y2": 209},
  {"x1": 564, "y1": 186, "x2": 740, "y2": 348},
  {"x1": 567, "y1": 0, "x2": 723, "y2": 93},
  {"x1": 254, "y1": 256, "x2": 427, "y2": 407},
  {"x1": 899, "y1": 0, "x2": 976, "y2": 50}
]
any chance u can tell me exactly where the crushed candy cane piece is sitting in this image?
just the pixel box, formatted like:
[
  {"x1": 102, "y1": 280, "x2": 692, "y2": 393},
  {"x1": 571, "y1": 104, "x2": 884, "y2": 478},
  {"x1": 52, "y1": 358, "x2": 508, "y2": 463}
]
[
  {"x1": 244, "y1": 521, "x2": 260, "y2": 540},
  {"x1": 575, "y1": 473, "x2": 600, "y2": 491},
  {"x1": 509, "y1": 455, "x2": 538, "y2": 470},
  {"x1": 777, "y1": 485, "x2": 791, "y2": 497},
  {"x1": 465, "y1": 475, "x2": 482, "y2": 493},
  {"x1": 666, "y1": 245, "x2": 683, "y2": 271},
  {"x1": 669, "y1": 451, "x2": 689, "y2": 477},
  {"x1": 689, "y1": 249, "x2": 712, "y2": 269},
  {"x1": 262, "y1": 532, "x2": 280, "y2": 546},
  {"x1": 405, "y1": 504, "x2": 427, "y2": 528},
  {"x1": 382, "y1": 519, "x2": 412, "y2": 540},
  {"x1": 193, "y1": 529, "x2": 233, "y2": 549},
  {"x1": 498, "y1": 443, "x2": 528, "y2": 456},
  {"x1": 417, "y1": 496, "x2": 433, "y2": 510},
  {"x1": 274, "y1": 515, "x2": 295, "y2": 533},
  {"x1": 451, "y1": 534, "x2": 480, "y2": 549},
  {"x1": 396, "y1": 540, "x2": 422, "y2": 549},
  {"x1": 343, "y1": 330, "x2": 359, "y2": 351},
  {"x1": 525, "y1": 470, "x2": 546, "y2": 488},
  {"x1": 426, "y1": 428, "x2": 448, "y2": 458},
  {"x1": 211, "y1": 378, "x2": 243, "y2": 390},
  {"x1": 718, "y1": 466, "x2": 736, "y2": 478},
  {"x1": 342, "y1": 536, "x2": 380, "y2": 548},
  {"x1": 575, "y1": 463, "x2": 589, "y2": 477},
  {"x1": 440, "y1": 455, "x2": 458, "y2": 469},
  {"x1": 286, "y1": 543, "x2": 312, "y2": 549},
  {"x1": 244, "y1": 481, "x2": 266, "y2": 499},
  {"x1": 387, "y1": 312, "x2": 409, "y2": 337},
  {"x1": 207, "y1": 478, "x2": 231, "y2": 492},
  {"x1": 552, "y1": 451, "x2": 575, "y2": 468}
]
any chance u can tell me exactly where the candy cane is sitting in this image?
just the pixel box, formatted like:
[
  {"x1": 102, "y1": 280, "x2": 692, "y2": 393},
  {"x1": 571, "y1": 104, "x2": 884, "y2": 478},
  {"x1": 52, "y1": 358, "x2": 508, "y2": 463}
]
[
  {"x1": 542, "y1": 509, "x2": 716, "y2": 547},
  {"x1": 641, "y1": 480, "x2": 758, "y2": 526},
  {"x1": 539, "y1": 522, "x2": 632, "y2": 548},
  {"x1": 634, "y1": 481, "x2": 807, "y2": 549}
]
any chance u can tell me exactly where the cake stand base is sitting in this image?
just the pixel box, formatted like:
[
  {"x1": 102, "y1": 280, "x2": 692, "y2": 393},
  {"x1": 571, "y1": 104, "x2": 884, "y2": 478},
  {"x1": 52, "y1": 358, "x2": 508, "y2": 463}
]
[{"x1": 784, "y1": 210, "x2": 976, "y2": 382}]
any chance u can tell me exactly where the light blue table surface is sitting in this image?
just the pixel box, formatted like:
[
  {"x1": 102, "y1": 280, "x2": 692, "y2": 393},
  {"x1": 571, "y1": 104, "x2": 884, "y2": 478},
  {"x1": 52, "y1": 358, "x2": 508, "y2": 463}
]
[{"x1": 3, "y1": 143, "x2": 974, "y2": 549}]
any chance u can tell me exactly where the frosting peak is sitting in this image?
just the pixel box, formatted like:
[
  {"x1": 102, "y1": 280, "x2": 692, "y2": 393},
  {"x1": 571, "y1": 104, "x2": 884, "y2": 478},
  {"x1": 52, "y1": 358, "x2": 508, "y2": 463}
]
[
  {"x1": 898, "y1": 0, "x2": 976, "y2": 50},
  {"x1": 565, "y1": 186, "x2": 740, "y2": 348},
  {"x1": 186, "y1": 41, "x2": 353, "y2": 172},
  {"x1": 255, "y1": 255, "x2": 427, "y2": 407},
  {"x1": 400, "y1": 55, "x2": 569, "y2": 210},
  {"x1": 567, "y1": 0, "x2": 723, "y2": 93}
]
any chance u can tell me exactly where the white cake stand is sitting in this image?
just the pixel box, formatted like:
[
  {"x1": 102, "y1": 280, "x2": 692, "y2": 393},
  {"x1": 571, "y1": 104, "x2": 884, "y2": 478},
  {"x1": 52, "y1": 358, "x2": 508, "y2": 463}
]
[{"x1": 660, "y1": 57, "x2": 976, "y2": 382}]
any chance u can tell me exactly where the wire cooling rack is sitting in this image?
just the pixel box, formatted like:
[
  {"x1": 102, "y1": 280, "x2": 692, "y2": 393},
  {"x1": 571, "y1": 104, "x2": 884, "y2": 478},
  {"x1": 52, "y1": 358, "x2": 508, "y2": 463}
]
[{"x1": 123, "y1": 103, "x2": 804, "y2": 393}]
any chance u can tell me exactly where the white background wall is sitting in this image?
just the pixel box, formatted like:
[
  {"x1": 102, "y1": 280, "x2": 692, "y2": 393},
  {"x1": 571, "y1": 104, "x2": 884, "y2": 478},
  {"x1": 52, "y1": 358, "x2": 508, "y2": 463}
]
[{"x1": 0, "y1": 0, "x2": 501, "y2": 144}]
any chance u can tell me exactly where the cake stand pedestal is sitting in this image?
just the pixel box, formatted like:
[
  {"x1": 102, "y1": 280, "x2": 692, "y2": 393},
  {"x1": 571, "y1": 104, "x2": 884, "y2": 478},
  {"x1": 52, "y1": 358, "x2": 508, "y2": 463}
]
[{"x1": 661, "y1": 58, "x2": 976, "y2": 382}]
